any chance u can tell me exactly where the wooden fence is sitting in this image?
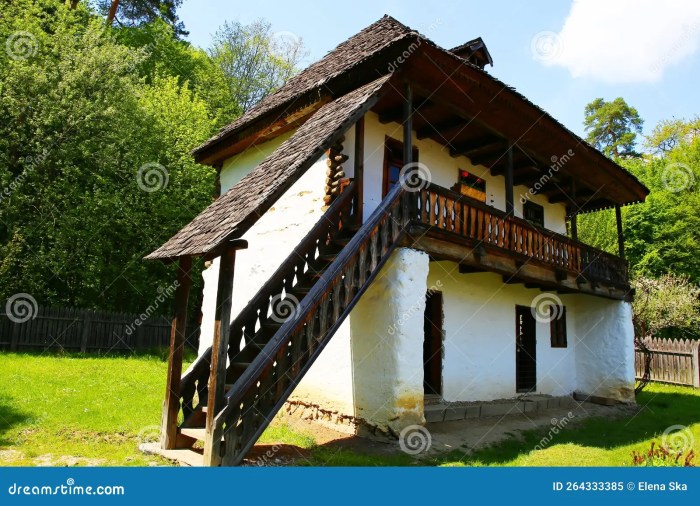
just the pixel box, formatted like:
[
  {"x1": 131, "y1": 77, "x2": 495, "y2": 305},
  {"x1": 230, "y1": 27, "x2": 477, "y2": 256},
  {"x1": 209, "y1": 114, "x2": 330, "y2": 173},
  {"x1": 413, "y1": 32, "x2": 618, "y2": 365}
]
[
  {"x1": 635, "y1": 337, "x2": 700, "y2": 388},
  {"x1": 0, "y1": 305, "x2": 199, "y2": 353}
]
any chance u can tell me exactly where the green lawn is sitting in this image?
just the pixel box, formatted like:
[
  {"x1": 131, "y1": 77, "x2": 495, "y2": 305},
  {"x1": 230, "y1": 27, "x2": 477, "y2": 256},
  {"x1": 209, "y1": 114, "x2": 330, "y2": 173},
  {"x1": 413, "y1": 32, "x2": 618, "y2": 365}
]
[
  {"x1": 431, "y1": 384, "x2": 700, "y2": 467},
  {"x1": 0, "y1": 351, "x2": 698, "y2": 466}
]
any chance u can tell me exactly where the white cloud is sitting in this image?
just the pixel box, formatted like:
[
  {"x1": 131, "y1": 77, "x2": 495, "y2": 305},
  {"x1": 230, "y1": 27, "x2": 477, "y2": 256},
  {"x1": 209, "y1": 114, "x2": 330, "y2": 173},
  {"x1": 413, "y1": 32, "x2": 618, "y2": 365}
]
[{"x1": 531, "y1": 0, "x2": 700, "y2": 84}]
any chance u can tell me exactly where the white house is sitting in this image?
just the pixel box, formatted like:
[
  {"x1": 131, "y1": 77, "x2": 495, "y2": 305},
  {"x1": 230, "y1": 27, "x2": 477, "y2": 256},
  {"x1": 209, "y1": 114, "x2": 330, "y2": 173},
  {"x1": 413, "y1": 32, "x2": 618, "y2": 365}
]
[{"x1": 147, "y1": 16, "x2": 649, "y2": 466}]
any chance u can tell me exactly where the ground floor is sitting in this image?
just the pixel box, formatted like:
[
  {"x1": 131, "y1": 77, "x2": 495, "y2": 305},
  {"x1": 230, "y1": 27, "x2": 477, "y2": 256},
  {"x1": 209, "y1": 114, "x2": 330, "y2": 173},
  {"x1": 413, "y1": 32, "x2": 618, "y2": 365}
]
[{"x1": 284, "y1": 248, "x2": 636, "y2": 435}]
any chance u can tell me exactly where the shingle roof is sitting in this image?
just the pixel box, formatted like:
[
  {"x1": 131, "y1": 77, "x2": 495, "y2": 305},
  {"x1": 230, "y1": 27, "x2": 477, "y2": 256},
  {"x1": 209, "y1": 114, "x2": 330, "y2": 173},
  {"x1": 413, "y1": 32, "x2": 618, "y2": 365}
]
[
  {"x1": 192, "y1": 15, "x2": 415, "y2": 158},
  {"x1": 146, "y1": 75, "x2": 391, "y2": 260}
]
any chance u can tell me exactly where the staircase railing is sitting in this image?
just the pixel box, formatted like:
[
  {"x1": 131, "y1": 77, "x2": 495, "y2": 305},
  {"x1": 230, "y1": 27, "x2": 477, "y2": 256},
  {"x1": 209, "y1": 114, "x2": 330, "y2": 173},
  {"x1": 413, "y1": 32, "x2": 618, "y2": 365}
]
[
  {"x1": 214, "y1": 183, "x2": 416, "y2": 465},
  {"x1": 178, "y1": 182, "x2": 358, "y2": 424}
]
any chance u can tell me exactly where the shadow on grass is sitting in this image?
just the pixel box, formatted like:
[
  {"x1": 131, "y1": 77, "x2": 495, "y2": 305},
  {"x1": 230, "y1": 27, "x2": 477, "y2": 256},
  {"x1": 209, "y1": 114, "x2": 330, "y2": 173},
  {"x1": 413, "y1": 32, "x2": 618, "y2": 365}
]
[
  {"x1": 431, "y1": 389, "x2": 700, "y2": 466},
  {"x1": 0, "y1": 401, "x2": 32, "y2": 447}
]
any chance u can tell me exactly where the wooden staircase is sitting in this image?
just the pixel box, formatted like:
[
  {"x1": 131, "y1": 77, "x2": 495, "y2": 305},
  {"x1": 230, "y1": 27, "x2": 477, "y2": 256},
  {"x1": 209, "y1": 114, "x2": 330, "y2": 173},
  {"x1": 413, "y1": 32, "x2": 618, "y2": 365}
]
[{"x1": 170, "y1": 181, "x2": 416, "y2": 465}]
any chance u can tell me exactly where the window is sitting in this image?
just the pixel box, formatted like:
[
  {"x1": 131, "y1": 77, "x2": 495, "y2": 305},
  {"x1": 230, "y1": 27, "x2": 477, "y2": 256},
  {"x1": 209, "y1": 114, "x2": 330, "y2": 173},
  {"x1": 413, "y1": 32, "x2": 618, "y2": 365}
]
[
  {"x1": 550, "y1": 306, "x2": 567, "y2": 348},
  {"x1": 453, "y1": 169, "x2": 487, "y2": 202},
  {"x1": 382, "y1": 137, "x2": 419, "y2": 197},
  {"x1": 523, "y1": 201, "x2": 545, "y2": 228}
]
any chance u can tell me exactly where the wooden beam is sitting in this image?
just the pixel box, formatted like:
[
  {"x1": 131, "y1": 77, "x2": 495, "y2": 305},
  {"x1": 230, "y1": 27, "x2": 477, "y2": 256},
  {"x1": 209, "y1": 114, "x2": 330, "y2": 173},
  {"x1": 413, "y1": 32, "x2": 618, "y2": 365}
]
[
  {"x1": 160, "y1": 256, "x2": 193, "y2": 450},
  {"x1": 379, "y1": 97, "x2": 434, "y2": 124},
  {"x1": 353, "y1": 116, "x2": 365, "y2": 224},
  {"x1": 403, "y1": 84, "x2": 413, "y2": 165},
  {"x1": 417, "y1": 116, "x2": 467, "y2": 140},
  {"x1": 203, "y1": 247, "x2": 237, "y2": 466},
  {"x1": 459, "y1": 264, "x2": 485, "y2": 274},
  {"x1": 615, "y1": 204, "x2": 625, "y2": 259},
  {"x1": 570, "y1": 179, "x2": 578, "y2": 241},
  {"x1": 505, "y1": 145, "x2": 514, "y2": 216},
  {"x1": 450, "y1": 138, "x2": 506, "y2": 158}
]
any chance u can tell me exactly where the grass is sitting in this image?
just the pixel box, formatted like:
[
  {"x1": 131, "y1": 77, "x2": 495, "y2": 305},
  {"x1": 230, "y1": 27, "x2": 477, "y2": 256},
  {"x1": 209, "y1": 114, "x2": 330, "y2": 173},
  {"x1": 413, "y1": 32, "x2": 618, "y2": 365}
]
[
  {"x1": 429, "y1": 384, "x2": 700, "y2": 467},
  {"x1": 1, "y1": 351, "x2": 698, "y2": 466}
]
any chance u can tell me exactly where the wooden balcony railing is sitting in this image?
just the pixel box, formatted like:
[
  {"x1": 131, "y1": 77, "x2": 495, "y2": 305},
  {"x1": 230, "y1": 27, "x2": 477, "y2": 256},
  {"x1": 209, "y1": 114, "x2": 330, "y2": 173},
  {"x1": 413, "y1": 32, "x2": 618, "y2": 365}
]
[{"x1": 414, "y1": 183, "x2": 629, "y2": 287}]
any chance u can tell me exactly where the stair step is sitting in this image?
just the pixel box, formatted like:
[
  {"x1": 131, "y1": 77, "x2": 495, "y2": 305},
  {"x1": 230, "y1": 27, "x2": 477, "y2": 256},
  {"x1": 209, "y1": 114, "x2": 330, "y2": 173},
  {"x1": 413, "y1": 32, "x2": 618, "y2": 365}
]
[
  {"x1": 179, "y1": 428, "x2": 225, "y2": 443},
  {"x1": 332, "y1": 235, "x2": 352, "y2": 246}
]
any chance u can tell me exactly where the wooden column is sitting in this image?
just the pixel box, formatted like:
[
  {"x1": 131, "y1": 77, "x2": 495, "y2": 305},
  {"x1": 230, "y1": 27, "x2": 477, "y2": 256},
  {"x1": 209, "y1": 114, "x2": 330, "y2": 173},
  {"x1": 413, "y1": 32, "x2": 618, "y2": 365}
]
[
  {"x1": 504, "y1": 145, "x2": 514, "y2": 216},
  {"x1": 160, "y1": 256, "x2": 193, "y2": 449},
  {"x1": 203, "y1": 247, "x2": 237, "y2": 466},
  {"x1": 570, "y1": 179, "x2": 578, "y2": 241},
  {"x1": 353, "y1": 117, "x2": 365, "y2": 223},
  {"x1": 615, "y1": 204, "x2": 625, "y2": 259},
  {"x1": 403, "y1": 84, "x2": 413, "y2": 165}
]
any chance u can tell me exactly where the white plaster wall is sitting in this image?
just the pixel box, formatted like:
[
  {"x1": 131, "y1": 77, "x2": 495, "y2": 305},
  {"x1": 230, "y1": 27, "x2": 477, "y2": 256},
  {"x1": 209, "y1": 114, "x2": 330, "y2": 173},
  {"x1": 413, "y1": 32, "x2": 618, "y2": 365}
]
[
  {"x1": 361, "y1": 112, "x2": 567, "y2": 234},
  {"x1": 197, "y1": 129, "x2": 354, "y2": 356},
  {"x1": 427, "y1": 262, "x2": 577, "y2": 401},
  {"x1": 572, "y1": 297, "x2": 635, "y2": 402}
]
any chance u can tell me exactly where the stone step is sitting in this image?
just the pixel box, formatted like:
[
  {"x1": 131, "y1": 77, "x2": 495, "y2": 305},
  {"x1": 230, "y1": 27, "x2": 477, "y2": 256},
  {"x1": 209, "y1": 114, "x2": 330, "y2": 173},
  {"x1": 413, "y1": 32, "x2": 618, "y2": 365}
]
[{"x1": 424, "y1": 395, "x2": 576, "y2": 424}]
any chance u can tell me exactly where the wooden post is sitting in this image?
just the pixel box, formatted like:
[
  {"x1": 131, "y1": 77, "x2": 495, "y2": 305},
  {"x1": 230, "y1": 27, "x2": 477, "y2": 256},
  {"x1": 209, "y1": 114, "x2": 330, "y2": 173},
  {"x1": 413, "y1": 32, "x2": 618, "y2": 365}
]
[
  {"x1": 160, "y1": 256, "x2": 193, "y2": 450},
  {"x1": 570, "y1": 179, "x2": 578, "y2": 241},
  {"x1": 203, "y1": 247, "x2": 237, "y2": 466},
  {"x1": 403, "y1": 83, "x2": 413, "y2": 166},
  {"x1": 615, "y1": 204, "x2": 625, "y2": 259},
  {"x1": 504, "y1": 145, "x2": 514, "y2": 216},
  {"x1": 353, "y1": 117, "x2": 365, "y2": 224}
]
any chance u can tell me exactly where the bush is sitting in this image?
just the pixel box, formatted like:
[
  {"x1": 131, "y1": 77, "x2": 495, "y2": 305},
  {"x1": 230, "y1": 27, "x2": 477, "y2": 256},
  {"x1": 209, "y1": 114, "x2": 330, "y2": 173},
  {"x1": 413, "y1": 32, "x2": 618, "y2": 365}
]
[{"x1": 631, "y1": 441, "x2": 695, "y2": 467}]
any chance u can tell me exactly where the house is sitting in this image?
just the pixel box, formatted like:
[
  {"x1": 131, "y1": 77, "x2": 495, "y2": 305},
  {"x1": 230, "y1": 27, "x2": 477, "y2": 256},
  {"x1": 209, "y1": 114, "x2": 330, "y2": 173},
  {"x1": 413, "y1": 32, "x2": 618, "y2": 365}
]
[{"x1": 146, "y1": 16, "x2": 649, "y2": 466}]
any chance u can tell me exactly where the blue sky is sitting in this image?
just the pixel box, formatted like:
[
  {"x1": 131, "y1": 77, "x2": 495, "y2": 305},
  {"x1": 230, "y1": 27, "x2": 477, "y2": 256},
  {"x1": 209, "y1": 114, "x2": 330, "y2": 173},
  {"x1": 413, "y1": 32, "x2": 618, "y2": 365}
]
[{"x1": 178, "y1": 0, "x2": 700, "y2": 140}]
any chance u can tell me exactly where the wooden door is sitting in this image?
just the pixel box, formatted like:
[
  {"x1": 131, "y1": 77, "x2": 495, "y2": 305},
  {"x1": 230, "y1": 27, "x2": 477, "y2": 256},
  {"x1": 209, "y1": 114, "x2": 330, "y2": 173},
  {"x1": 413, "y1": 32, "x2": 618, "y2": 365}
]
[
  {"x1": 423, "y1": 291, "x2": 443, "y2": 396},
  {"x1": 515, "y1": 305, "x2": 537, "y2": 393}
]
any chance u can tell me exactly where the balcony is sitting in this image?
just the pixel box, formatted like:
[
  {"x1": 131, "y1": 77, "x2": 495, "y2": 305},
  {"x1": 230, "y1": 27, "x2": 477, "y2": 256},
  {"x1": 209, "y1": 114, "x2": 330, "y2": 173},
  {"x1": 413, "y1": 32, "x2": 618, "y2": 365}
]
[{"x1": 400, "y1": 183, "x2": 630, "y2": 300}]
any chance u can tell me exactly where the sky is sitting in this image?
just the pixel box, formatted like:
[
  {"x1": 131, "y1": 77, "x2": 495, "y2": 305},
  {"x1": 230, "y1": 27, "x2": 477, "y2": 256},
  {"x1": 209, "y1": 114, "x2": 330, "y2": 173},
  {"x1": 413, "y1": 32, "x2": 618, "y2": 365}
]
[{"x1": 178, "y1": 0, "x2": 700, "y2": 140}]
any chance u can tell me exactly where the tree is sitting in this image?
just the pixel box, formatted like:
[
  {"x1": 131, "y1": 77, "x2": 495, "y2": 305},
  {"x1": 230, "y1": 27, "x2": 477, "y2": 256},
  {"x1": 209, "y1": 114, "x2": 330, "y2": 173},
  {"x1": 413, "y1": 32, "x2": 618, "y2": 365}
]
[
  {"x1": 209, "y1": 19, "x2": 307, "y2": 113},
  {"x1": 584, "y1": 97, "x2": 644, "y2": 158},
  {"x1": 632, "y1": 275, "x2": 700, "y2": 340},
  {"x1": 644, "y1": 116, "x2": 700, "y2": 155},
  {"x1": 91, "y1": 0, "x2": 188, "y2": 38}
]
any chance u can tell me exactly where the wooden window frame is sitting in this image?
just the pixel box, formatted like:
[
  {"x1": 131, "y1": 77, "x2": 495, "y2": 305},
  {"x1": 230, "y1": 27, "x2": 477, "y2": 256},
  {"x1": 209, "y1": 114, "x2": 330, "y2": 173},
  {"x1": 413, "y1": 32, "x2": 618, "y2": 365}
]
[
  {"x1": 550, "y1": 305, "x2": 567, "y2": 348},
  {"x1": 523, "y1": 200, "x2": 545, "y2": 228},
  {"x1": 382, "y1": 136, "x2": 419, "y2": 197}
]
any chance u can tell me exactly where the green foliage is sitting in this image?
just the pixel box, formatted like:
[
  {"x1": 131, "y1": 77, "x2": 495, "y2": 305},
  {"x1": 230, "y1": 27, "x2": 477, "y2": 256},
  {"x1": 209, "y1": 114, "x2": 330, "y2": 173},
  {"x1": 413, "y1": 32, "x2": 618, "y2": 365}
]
[
  {"x1": 632, "y1": 275, "x2": 700, "y2": 339},
  {"x1": 584, "y1": 97, "x2": 644, "y2": 158},
  {"x1": 209, "y1": 19, "x2": 307, "y2": 112},
  {"x1": 0, "y1": 1, "x2": 304, "y2": 314},
  {"x1": 644, "y1": 116, "x2": 700, "y2": 155},
  {"x1": 92, "y1": 0, "x2": 188, "y2": 38}
]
